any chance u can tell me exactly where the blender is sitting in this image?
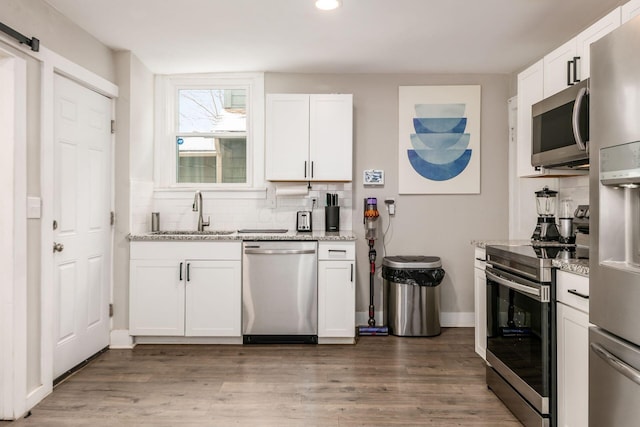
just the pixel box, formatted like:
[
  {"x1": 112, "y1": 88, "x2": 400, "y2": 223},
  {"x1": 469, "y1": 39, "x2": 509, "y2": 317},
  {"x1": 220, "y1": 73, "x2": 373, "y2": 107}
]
[
  {"x1": 558, "y1": 198, "x2": 576, "y2": 244},
  {"x1": 531, "y1": 186, "x2": 560, "y2": 242}
]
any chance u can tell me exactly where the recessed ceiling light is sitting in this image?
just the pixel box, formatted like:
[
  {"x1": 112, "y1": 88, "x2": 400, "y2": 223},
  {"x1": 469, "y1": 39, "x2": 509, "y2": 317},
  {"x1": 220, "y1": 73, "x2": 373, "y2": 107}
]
[{"x1": 315, "y1": 0, "x2": 341, "y2": 11}]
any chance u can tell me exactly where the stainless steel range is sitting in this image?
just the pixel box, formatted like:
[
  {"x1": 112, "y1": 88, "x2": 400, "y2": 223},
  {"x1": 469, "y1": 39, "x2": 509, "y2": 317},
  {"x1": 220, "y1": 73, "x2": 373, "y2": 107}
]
[{"x1": 484, "y1": 243, "x2": 575, "y2": 427}]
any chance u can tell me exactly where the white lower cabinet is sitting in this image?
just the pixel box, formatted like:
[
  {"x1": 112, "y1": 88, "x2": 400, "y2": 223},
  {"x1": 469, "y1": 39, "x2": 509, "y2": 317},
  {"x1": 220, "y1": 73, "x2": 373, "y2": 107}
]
[
  {"x1": 129, "y1": 241, "x2": 241, "y2": 337},
  {"x1": 556, "y1": 270, "x2": 590, "y2": 427},
  {"x1": 318, "y1": 242, "x2": 355, "y2": 342},
  {"x1": 473, "y1": 247, "x2": 487, "y2": 360}
]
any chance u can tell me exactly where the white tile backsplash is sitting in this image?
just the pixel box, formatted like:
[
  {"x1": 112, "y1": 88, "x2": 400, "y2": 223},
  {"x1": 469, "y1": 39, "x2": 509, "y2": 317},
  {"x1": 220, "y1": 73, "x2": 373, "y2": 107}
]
[
  {"x1": 148, "y1": 182, "x2": 353, "y2": 232},
  {"x1": 130, "y1": 180, "x2": 154, "y2": 234},
  {"x1": 558, "y1": 175, "x2": 589, "y2": 208}
]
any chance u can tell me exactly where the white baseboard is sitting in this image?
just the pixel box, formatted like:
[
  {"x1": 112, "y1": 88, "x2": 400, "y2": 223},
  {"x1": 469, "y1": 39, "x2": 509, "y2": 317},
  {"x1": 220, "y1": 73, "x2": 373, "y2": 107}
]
[
  {"x1": 440, "y1": 312, "x2": 474, "y2": 327},
  {"x1": 357, "y1": 311, "x2": 474, "y2": 328},
  {"x1": 110, "y1": 329, "x2": 134, "y2": 349}
]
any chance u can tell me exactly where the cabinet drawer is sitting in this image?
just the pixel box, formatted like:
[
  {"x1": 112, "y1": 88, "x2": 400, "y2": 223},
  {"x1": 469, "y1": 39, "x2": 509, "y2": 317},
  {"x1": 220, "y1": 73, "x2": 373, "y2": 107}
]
[
  {"x1": 556, "y1": 270, "x2": 589, "y2": 313},
  {"x1": 130, "y1": 241, "x2": 242, "y2": 261},
  {"x1": 318, "y1": 242, "x2": 355, "y2": 260}
]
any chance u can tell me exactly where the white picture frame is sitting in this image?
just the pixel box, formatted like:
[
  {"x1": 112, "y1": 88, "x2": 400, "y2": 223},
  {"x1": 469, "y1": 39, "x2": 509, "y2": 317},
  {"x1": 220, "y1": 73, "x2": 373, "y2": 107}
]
[{"x1": 398, "y1": 85, "x2": 481, "y2": 194}]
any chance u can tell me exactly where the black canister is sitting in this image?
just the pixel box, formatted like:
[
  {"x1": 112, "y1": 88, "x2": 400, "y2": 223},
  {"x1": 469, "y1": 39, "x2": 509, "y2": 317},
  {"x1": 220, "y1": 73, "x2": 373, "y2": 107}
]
[{"x1": 325, "y1": 206, "x2": 340, "y2": 231}]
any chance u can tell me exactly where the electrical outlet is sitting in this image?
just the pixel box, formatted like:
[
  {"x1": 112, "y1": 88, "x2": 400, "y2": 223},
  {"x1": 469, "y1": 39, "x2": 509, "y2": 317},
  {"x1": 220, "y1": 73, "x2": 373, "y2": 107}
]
[{"x1": 385, "y1": 198, "x2": 396, "y2": 215}]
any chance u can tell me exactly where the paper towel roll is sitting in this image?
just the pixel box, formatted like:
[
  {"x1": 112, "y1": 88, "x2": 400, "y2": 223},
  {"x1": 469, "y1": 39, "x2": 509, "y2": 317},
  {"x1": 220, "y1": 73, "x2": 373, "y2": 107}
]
[{"x1": 275, "y1": 184, "x2": 309, "y2": 197}]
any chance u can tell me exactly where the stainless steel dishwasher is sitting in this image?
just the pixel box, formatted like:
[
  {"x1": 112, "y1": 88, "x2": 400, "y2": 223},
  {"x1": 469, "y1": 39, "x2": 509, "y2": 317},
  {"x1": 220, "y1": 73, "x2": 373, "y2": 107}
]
[{"x1": 242, "y1": 241, "x2": 318, "y2": 344}]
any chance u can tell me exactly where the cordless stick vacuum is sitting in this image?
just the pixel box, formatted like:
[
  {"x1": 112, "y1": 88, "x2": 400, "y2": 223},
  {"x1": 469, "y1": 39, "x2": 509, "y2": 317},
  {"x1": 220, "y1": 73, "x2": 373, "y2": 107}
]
[{"x1": 358, "y1": 198, "x2": 389, "y2": 336}]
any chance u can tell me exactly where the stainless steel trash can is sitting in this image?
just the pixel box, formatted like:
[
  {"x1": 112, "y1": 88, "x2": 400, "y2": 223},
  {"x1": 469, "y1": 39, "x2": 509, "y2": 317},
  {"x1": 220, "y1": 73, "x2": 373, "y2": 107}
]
[{"x1": 382, "y1": 256, "x2": 445, "y2": 337}]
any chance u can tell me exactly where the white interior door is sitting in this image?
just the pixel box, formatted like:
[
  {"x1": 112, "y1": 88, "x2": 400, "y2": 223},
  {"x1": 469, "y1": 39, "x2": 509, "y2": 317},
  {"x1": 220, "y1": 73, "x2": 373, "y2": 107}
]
[{"x1": 53, "y1": 74, "x2": 111, "y2": 379}]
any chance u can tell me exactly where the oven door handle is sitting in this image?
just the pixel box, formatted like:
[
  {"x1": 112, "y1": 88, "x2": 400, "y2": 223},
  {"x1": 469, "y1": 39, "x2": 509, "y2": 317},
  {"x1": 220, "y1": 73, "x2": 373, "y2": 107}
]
[{"x1": 486, "y1": 268, "x2": 542, "y2": 300}]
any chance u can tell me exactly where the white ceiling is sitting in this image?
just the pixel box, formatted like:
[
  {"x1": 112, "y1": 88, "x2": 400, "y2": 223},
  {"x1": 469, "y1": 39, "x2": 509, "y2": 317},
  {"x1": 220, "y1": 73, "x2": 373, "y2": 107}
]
[{"x1": 44, "y1": 0, "x2": 623, "y2": 75}]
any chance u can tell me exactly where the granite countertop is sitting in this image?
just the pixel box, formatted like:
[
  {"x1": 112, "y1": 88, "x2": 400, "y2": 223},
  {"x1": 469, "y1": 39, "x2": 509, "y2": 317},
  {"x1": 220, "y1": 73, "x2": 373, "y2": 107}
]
[
  {"x1": 552, "y1": 258, "x2": 589, "y2": 276},
  {"x1": 471, "y1": 239, "x2": 589, "y2": 277},
  {"x1": 129, "y1": 230, "x2": 357, "y2": 242}
]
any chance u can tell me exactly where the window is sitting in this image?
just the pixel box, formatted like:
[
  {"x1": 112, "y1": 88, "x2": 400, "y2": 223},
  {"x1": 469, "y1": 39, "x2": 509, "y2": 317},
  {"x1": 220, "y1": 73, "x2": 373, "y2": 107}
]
[
  {"x1": 155, "y1": 73, "x2": 264, "y2": 189},
  {"x1": 176, "y1": 88, "x2": 247, "y2": 184}
]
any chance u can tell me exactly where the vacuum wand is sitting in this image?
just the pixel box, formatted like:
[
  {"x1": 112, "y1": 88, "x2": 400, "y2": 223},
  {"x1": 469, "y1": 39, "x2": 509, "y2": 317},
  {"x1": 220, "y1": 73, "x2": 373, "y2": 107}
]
[{"x1": 368, "y1": 240, "x2": 377, "y2": 326}]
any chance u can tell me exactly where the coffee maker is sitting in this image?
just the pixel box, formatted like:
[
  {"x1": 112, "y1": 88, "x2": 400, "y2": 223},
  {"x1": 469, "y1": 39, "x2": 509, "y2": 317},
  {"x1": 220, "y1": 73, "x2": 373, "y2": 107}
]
[{"x1": 531, "y1": 186, "x2": 560, "y2": 242}]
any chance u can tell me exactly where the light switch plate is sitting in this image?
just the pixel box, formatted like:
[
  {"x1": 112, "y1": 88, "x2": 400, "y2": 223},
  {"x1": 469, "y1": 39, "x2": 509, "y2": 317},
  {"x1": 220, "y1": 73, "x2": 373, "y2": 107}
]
[{"x1": 27, "y1": 196, "x2": 42, "y2": 219}]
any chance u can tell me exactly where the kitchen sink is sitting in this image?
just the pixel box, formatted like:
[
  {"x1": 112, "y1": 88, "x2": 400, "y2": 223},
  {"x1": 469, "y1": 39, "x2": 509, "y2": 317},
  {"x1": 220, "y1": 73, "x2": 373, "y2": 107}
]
[{"x1": 151, "y1": 230, "x2": 235, "y2": 235}]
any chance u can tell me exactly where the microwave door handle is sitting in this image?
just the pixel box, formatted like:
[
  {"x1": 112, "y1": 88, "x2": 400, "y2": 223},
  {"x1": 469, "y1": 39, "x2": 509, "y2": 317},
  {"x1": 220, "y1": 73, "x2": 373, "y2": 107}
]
[{"x1": 572, "y1": 86, "x2": 588, "y2": 151}]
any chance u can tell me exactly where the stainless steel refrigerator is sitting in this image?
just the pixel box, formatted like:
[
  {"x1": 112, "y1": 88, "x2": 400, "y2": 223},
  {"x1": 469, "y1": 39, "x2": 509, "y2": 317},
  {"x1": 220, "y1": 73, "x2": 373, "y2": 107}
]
[{"x1": 589, "y1": 14, "x2": 640, "y2": 426}]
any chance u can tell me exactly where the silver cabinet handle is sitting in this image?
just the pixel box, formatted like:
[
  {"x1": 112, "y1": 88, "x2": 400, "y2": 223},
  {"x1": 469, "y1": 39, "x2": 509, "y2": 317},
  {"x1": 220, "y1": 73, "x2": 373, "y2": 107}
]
[
  {"x1": 591, "y1": 342, "x2": 640, "y2": 386},
  {"x1": 53, "y1": 242, "x2": 64, "y2": 253}
]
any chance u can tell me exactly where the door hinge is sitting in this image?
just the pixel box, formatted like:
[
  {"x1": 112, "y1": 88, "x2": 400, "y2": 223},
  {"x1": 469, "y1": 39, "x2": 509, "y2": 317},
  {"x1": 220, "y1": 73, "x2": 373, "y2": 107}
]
[
  {"x1": 109, "y1": 303, "x2": 114, "y2": 317},
  {"x1": 110, "y1": 119, "x2": 115, "y2": 134},
  {"x1": 110, "y1": 211, "x2": 115, "y2": 226}
]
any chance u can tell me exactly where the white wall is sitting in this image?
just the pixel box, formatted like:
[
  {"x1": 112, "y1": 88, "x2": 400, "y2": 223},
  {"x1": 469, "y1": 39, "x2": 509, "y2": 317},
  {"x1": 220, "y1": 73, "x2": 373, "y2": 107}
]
[
  {"x1": 0, "y1": 0, "x2": 115, "y2": 83},
  {"x1": 113, "y1": 52, "x2": 154, "y2": 336},
  {"x1": 266, "y1": 73, "x2": 511, "y2": 325}
]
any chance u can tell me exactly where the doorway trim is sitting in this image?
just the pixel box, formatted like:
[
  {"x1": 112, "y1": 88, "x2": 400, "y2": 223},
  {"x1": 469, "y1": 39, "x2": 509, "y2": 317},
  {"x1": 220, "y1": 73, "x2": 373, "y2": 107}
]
[
  {"x1": 0, "y1": 46, "x2": 27, "y2": 421},
  {"x1": 36, "y1": 46, "x2": 118, "y2": 412},
  {"x1": 0, "y1": 33, "x2": 118, "y2": 418}
]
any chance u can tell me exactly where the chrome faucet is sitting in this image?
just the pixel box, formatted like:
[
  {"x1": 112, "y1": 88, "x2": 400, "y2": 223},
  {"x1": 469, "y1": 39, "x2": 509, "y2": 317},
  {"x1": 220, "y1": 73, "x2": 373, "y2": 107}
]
[{"x1": 192, "y1": 190, "x2": 210, "y2": 231}]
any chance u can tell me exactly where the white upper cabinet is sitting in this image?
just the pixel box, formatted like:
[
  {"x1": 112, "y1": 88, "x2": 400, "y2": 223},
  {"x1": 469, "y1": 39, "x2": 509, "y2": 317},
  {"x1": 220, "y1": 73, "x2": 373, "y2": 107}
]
[
  {"x1": 576, "y1": 8, "x2": 621, "y2": 79},
  {"x1": 543, "y1": 39, "x2": 579, "y2": 98},
  {"x1": 543, "y1": 9, "x2": 620, "y2": 98},
  {"x1": 266, "y1": 93, "x2": 353, "y2": 181},
  {"x1": 517, "y1": 60, "x2": 544, "y2": 177},
  {"x1": 622, "y1": 0, "x2": 640, "y2": 23},
  {"x1": 308, "y1": 95, "x2": 353, "y2": 181}
]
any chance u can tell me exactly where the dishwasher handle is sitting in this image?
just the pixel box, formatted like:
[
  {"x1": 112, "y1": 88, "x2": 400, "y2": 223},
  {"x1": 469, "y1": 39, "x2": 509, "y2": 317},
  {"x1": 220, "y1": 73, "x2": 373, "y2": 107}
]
[{"x1": 244, "y1": 248, "x2": 316, "y2": 255}]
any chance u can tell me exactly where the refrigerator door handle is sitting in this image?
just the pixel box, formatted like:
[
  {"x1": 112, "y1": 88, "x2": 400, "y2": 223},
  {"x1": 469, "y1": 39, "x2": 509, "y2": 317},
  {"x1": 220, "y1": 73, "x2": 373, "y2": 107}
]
[
  {"x1": 591, "y1": 342, "x2": 640, "y2": 386},
  {"x1": 572, "y1": 86, "x2": 589, "y2": 151}
]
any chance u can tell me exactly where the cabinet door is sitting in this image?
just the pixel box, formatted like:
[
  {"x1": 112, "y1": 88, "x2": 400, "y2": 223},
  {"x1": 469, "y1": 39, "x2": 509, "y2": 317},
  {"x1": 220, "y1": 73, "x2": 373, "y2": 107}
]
[
  {"x1": 517, "y1": 60, "x2": 544, "y2": 177},
  {"x1": 622, "y1": 0, "x2": 640, "y2": 23},
  {"x1": 129, "y1": 259, "x2": 185, "y2": 336},
  {"x1": 185, "y1": 260, "x2": 241, "y2": 337},
  {"x1": 543, "y1": 38, "x2": 578, "y2": 98},
  {"x1": 557, "y1": 303, "x2": 589, "y2": 427},
  {"x1": 309, "y1": 94, "x2": 353, "y2": 181},
  {"x1": 318, "y1": 260, "x2": 355, "y2": 338},
  {"x1": 474, "y1": 266, "x2": 487, "y2": 360},
  {"x1": 265, "y1": 94, "x2": 310, "y2": 180},
  {"x1": 576, "y1": 8, "x2": 621, "y2": 79}
]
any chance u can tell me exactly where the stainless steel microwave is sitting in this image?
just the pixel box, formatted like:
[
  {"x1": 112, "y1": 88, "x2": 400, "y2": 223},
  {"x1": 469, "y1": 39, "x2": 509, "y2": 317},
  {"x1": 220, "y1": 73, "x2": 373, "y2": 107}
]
[{"x1": 531, "y1": 79, "x2": 589, "y2": 169}]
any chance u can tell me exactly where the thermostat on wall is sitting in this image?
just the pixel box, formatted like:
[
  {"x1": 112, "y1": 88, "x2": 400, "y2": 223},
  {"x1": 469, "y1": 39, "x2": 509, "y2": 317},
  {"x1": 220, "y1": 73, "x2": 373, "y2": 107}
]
[{"x1": 364, "y1": 169, "x2": 384, "y2": 186}]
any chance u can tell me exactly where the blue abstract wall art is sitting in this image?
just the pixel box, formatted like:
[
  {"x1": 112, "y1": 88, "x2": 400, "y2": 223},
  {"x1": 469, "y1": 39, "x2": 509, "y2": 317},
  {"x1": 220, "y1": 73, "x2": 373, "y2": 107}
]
[{"x1": 399, "y1": 86, "x2": 481, "y2": 194}]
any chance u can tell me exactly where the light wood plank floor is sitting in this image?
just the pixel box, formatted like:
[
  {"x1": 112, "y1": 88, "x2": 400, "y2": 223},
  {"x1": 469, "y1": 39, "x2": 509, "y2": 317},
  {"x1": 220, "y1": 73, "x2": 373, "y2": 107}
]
[{"x1": 5, "y1": 328, "x2": 520, "y2": 426}]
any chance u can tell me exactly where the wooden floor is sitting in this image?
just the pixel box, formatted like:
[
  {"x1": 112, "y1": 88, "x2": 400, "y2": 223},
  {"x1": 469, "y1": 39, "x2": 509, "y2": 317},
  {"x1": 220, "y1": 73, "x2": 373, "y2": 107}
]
[{"x1": 5, "y1": 328, "x2": 520, "y2": 426}]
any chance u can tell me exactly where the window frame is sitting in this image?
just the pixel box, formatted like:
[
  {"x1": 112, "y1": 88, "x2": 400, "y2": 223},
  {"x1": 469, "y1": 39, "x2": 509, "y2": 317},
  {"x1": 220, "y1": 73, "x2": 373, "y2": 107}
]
[{"x1": 154, "y1": 72, "x2": 264, "y2": 190}]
